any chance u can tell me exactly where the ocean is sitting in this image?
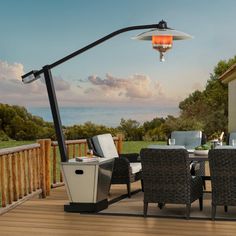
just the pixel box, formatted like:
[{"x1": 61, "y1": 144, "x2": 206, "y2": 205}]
[{"x1": 28, "y1": 106, "x2": 179, "y2": 127}]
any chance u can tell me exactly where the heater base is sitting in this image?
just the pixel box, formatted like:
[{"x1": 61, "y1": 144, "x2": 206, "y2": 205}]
[{"x1": 64, "y1": 199, "x2": 108, "y2": 213}]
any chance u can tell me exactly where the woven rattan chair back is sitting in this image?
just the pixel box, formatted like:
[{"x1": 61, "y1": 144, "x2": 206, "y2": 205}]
[
  {"x1": 140, "y1": 148, "x2": 203, "y2": 219},
  {"x1": 209, "y1": 149, "x2": 236, "y2": 219},
  {"x1": 140, "y1": 148, "x2": 191, "y2": 204}
]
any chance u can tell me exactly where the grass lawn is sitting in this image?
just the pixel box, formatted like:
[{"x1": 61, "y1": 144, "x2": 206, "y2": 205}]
[
  {"x1": 1, "y1": 140, "x2": 213, "y2": 152},
  {"x1": 0, "y1": 140, "x2": 166, "y2": 153},
  {"x1": 122, "y1": 140, "x2": 166, "y2": 153},
  {"x1": 0, "y1": 138, "x2": 163, "y2": 156},
  {"x1": 0, "y1": 140, "x2": 35, "y2": 149}
]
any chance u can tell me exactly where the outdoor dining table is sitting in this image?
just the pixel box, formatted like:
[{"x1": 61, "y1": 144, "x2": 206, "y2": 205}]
[{"x1": 189, "y1": 152, "x2": 211, "y2": 181}]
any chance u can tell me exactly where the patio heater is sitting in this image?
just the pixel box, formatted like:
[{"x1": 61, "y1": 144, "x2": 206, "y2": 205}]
[{"x1": 22, "y1": 20, "x2": 192, "y2": 213}]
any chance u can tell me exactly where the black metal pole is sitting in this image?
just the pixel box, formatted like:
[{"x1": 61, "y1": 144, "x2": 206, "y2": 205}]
[{"x1": 43, "y1": 65, "x2": 68, "y2": 162}]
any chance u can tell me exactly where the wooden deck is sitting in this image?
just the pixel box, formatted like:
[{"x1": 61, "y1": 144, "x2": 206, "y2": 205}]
[{"x1": 1, "y1": 183, "x2": 236, "y2": 236}]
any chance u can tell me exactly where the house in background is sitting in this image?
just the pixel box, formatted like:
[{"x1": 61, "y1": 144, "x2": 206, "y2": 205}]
[{"x1": 220, "y1": 63, "x2": 236, "y2": 132}]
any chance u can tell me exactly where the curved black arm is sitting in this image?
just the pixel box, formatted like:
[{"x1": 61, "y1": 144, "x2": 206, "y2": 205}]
[
  {"x1": 21, "y1": 23, "x2": 159, "y2": 163},
  {"x1": 22, "y1": 23, "x2": 158, "y2": 79}
]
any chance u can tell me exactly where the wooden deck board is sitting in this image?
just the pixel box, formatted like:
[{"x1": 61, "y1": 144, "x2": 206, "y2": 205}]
[{"x1": 1, "y1": 183, "x2": 236, "y2": 236}]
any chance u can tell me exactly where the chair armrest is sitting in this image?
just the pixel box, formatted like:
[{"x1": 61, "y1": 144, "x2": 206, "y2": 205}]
[
  {"x1": 226, "y1": 133, "x2": 230, "y2": 145},
  {"x1": 201, "y1": 133, "x2": 207, "y2": 145},
  {"x1": 112, "y1": 157, "x2": 130, "y2": 178},
  {"x1": 167, "y1": 133, "x2": 171, "y2": 145},
  {"x1": 190, "y1": 161, "x2": 205, "y2": 176},
  {"x1": 119, "y1": 153, "x2": 140, "y2": 162},
  {"x1": 190, "y1": 161, "x2": 200, "y2": 175}
]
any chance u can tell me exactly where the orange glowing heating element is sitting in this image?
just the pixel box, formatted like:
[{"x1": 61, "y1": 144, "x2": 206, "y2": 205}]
[{"x1": 152, "y1": 35, "x2": 173, "y2": 46}]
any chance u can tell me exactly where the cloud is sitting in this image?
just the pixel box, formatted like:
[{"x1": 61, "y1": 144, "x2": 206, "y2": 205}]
[
  {"x1": 0, "y1": 60, "x2": 24, "y2": 81},
  {"x1": 84, "y1": 87, "x2": 97, "y2": 94},
  {"x1": 0, "y1": 60, "x2": 73, "y2": 106},
  {"x1": 41, "y1": 75, "x2": 70, "y2": 91},
  {"x1": 0, "y1": 59, "x2": 178, "y2": 108},
  {"x1": 0, "y1": 60, "x2": 47, "y2": 105},
  {"x1": 87, "y1": 73, "x2": 157, "y2": 99},
  {"x1": 54, "y1": 77, "x2": 70, "y2": 91}
]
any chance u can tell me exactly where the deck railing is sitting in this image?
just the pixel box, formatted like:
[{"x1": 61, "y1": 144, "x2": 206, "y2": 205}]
[
  {"x1": 0, "y1": 135, "x2": 122, "y2": 214},
  {"x1": 0, "y1": 144, "x2": 42, "y2": 214}
]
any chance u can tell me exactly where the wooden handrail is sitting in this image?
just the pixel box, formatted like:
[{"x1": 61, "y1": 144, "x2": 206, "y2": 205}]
[
  {"x1": 51, "y1": 139, "x2": 87, "y2": 146},
  {"x1": 0, "y1": 144, "x2": 40, "y2": 156}
]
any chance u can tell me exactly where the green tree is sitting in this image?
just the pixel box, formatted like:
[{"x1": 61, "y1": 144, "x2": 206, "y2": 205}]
[
  {"x1": 118, "y1": 118, "x2": 144, "y2": 141},
  {"x1": 65, "y1": 121, "x2": 117, "y2": 140},
  {"x1": 143, "y1": 117, "x2": 166, "y2": 141},
  {"x1": 143, "y1": 117, "x2": 165, "y2": 132},
  {"x1": 0, "y1": 103, "x2": 55, "y2": 140},
  {"x1": 0, "y1": 130, "x2": 10, "y2": 141},
  {"x1": 177, "y1": 55, "x2": 236, "y2": 138}
]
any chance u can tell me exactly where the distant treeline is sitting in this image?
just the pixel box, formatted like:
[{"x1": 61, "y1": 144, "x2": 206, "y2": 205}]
[
  {"x1": 0, "y1": 104, "x2": 55, "y2": 141},
  {"x1": 1, "y1": 56, "x2": 235, "y2": 142}
]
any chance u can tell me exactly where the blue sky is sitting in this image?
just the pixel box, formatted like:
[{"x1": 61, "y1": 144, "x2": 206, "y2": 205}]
[{"x1": 1, "y1": 0, "x2": 236, "y2": 109}]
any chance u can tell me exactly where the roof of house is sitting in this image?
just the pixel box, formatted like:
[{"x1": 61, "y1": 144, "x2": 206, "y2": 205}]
[{"x1": 219, "y1": 62, "x2": 236, "y2": 83}]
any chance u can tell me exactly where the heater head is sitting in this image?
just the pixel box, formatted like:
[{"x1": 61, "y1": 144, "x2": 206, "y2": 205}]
[{"x1": 133, "y1": 20, "x2": 192, "y2": 61}]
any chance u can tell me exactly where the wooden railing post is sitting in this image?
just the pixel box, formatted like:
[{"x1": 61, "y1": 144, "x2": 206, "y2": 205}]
[
  {"x1": 6, "y1": 154, "x2": 12, "y2": 205},
  {"x1": 22, "y1": 150, "x2": 27, "y2": 196},
  {"x1": 44, "y1": 139, "x2": 51, "y2": 196},
  {"x1": 37, "y1": 139, "x2": 46, "y2": 198},
  {"x1": 52, "y1": 145, "x2": 57, "y2": 184},
  {"x1": 0, "y1": 156, "x2": 6, "y2": 207},
  {"x1": 12, "y1": 153, "x2": 18, "y2": 201},
  {"x1": 117, "y1": 134, "x2": 123, "y2": 154},
  {"x1": 17, "y1": 152, "x2": 23, "y2": 199}
]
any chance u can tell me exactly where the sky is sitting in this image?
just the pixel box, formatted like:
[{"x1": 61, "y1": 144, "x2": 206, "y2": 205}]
[{"x1": 1, "y1": 0, "x2": 236, "y2": 109}]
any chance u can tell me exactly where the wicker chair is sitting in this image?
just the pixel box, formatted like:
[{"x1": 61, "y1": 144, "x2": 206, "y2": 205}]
[
  {"x1": 111, "y1": 153, "x2": 142, "y2": 197},
  {"x1": 168, "y1": 131, "x2": 207, "y2": 188},
  {"x1": 140, "y1": 148, "x2": 203, "y2": 219},
  {"x1": 208, "y1": 149, "x2": 236, "y2": 220},
  {"x1": 226, "y1": 132, "x2": 236, "y2": 146},
  {"x1": 169, "y1": 131, "x2": 206, "y2": 150},
  {"x1": 88, "y1": 134, "x2": 142, "y2": 198}
]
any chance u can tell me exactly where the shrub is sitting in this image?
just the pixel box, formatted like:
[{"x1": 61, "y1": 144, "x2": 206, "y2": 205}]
[{"x1": 0, "y1": 130, "x2": 10, "y2": 141}]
